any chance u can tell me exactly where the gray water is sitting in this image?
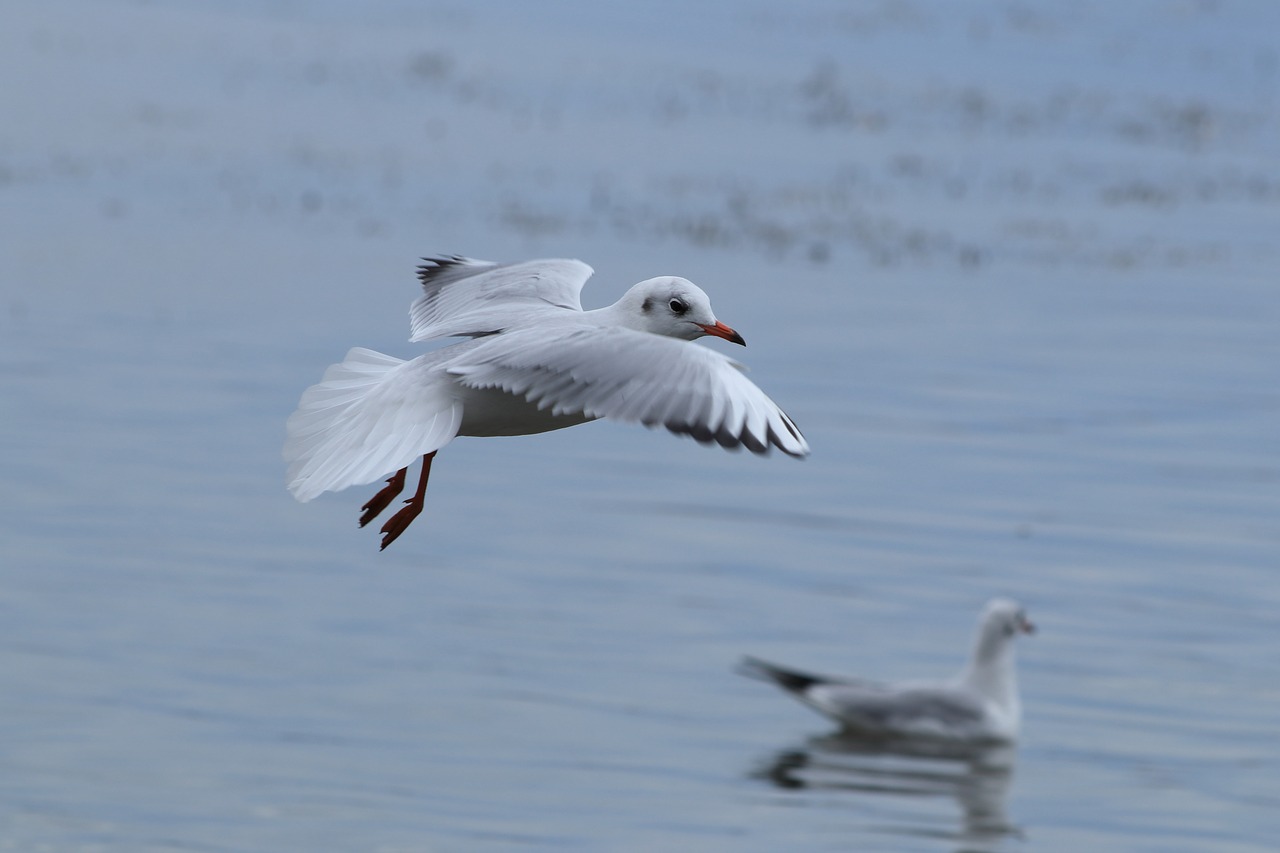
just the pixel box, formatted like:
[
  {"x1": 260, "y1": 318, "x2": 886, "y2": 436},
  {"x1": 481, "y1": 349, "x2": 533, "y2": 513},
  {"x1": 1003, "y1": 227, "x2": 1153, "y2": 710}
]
[{"x1": 2, "y1": 1, "x2": 1278, "y2": 850}]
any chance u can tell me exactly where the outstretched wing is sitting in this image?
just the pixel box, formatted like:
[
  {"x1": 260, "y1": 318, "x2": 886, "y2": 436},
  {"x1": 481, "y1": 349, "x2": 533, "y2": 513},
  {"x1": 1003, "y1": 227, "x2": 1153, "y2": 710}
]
[
  {"x1": 409, "y1": 255, "x2": 594, "y2": 342},
  {"x1": 447, "y1": 325, "x2": 810, "y2": 457}
]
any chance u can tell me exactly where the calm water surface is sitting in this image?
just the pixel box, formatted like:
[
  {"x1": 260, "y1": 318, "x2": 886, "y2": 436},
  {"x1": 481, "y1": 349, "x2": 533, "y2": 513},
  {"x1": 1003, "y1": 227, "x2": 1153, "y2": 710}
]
[{"x1": 2, "y1": 1, "x2": 1278, "y2": 850}]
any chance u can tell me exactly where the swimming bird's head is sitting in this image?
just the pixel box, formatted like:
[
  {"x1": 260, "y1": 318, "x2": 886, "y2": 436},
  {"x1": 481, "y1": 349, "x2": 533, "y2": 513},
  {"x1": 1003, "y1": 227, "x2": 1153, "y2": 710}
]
[{"x1": 977, "y1": 599, "x2": 1036, "y2": 657}]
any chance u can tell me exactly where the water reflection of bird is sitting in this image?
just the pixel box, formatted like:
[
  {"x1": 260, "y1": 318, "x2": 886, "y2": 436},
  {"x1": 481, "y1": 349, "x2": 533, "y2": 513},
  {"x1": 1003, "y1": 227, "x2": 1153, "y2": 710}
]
[
  {"x1": 741, "y1": 599, "x2": 1034, "y2": 742},
  {"x1": 284, "y1": 255, "x2": 808, "y2": 549},
  {"x1": 755, "y1": 735, "x2": 1022, "y2": 851}
]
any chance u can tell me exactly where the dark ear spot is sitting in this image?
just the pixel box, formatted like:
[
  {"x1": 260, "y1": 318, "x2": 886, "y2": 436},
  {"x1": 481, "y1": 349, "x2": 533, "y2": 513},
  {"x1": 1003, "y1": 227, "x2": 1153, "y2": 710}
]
[{"x1": 641, "y1": 297, "x2": 653, "y2": 313}]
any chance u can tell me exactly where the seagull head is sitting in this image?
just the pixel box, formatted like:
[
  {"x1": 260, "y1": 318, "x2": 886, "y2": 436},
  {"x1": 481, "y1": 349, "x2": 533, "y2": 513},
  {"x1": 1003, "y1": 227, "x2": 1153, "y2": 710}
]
[
  {"x1": 967, "y1": 597, "x2": 1035, "y2": 674},
  {"x1": 619, "y1": 277, "x2": 746, "y2": 345},
  {"x1": 981, "y1": 598, "x2": 1036, "y2": 645},
  {"x1": 960, "y1": 598, "x2": 1034, "y2": 708}
]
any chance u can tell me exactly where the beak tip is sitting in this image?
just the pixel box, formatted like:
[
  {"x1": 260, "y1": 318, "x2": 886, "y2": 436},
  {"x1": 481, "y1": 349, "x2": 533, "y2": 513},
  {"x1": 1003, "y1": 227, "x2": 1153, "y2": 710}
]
[{"x1": 702, "y1": 321, "x2": 746, "y2": 346}]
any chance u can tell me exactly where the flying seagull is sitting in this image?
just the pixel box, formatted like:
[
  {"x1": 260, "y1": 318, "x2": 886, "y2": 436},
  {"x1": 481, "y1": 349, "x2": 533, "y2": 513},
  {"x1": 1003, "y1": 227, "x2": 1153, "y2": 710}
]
[{"x1": 285, "y1": 255, "x2": 809, "y2": 548}]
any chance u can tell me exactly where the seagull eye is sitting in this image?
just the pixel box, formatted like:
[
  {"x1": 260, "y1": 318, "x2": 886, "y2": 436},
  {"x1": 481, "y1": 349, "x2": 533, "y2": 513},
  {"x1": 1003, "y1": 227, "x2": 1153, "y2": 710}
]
[{"x1": 669, "y1": 299, "x2": 687, "y2": 315}]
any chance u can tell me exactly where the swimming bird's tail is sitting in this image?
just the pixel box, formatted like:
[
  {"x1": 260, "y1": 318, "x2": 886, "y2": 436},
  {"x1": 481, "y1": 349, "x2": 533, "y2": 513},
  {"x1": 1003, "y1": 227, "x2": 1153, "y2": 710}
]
[
  {"x1": 284, "y1": 347, "x2": 463, "y2": 502},
  {"x1": 738, "y1": 656, "x2": 828, "y2": 695}
]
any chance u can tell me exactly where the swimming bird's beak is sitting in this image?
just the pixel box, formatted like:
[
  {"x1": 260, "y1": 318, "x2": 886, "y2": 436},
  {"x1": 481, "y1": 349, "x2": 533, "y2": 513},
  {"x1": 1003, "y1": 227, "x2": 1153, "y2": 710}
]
[
  {"x1": 698, "y1": 321, "x2": 746, "y2": 346},
  {"x1": 1017, "y1": 614, "x2": 1036, "y2": 635}
]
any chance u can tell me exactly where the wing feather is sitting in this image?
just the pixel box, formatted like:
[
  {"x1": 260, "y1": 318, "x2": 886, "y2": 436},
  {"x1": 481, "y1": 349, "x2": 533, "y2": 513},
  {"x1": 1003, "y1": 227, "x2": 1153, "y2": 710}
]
[
  {"x1": 409, "y1": 256, "x2": 594, "y2": 342},
  {"x1": 447, "y1": 326, "x2": 809, "y2": 457},
  {"x1": 813, "y1": 683, "x2": 988, "y2": 735}
]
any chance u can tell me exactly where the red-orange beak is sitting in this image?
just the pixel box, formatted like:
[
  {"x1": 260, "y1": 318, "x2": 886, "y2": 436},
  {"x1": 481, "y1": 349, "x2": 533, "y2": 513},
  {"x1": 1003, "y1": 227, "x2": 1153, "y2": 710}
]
[{"x1": 697, "y1": 320, "x2": 746, "y2": 346}]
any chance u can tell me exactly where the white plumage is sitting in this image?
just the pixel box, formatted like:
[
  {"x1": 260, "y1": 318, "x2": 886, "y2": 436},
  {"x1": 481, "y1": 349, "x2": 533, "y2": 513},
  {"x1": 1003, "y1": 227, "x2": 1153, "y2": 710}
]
[
  {"x1": 742, "y1": 599, "x2": 1035, "y2": 743},
  {"x1": 284, "y1": 255, "x2": 809, "y2": 548}
]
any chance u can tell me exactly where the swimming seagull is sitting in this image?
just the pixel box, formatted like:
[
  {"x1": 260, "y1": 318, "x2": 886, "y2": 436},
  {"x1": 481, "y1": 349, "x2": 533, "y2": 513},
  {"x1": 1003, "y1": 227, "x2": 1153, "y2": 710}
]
[
  {"x1": 741, "y1": 598, "x2": 1034, "y2": 742},
  {"x1": 285, "y1": 255, "x2": 810, "y2": 549}
]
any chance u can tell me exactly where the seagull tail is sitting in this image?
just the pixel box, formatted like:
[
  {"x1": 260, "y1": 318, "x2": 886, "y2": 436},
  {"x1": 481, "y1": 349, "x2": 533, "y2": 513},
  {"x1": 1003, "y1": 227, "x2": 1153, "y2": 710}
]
[{"x1": 283, "y1": 347, "x2": 462, "y2": 502}]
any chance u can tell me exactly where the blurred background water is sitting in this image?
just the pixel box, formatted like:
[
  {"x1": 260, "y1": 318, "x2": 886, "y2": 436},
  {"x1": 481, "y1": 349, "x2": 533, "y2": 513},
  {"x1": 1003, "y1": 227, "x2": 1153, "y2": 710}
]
[{"x1": 2, "y1": 1, "x2": 1278, "y2": 850}]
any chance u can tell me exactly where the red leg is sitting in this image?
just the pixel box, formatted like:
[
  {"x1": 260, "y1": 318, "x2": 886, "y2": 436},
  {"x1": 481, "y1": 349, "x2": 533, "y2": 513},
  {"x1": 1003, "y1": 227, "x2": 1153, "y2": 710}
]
[
  {"x1": 379, "y1": 452, "x2": 436, "y2": 550},
  {"x1": 359, "y1": 467, "x2": 407, "y2": 528}
]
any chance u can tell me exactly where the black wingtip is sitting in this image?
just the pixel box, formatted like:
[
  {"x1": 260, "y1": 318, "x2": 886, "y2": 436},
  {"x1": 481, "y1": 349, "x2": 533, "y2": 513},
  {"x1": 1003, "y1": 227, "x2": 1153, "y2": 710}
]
[
  {"x1": 738, "y1": 656, "x2": 827, "y2": 695},
  {"x1": 416, "y1": 254, "x2": 472, "y2": 285}
]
